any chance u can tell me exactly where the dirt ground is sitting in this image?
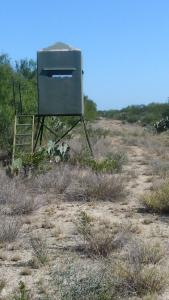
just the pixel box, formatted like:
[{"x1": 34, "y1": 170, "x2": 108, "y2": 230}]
[{"x1": 1, "y1": 118, "x2": 169, "y2": 299}]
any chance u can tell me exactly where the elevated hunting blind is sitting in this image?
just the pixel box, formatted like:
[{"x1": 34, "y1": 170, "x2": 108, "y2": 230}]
[
  {"x1": 12, "y1": 42, "x2": 93, "y2": 162},
  {"x1": 37, "y1": 42, "x2": 83, "y2": 116}
]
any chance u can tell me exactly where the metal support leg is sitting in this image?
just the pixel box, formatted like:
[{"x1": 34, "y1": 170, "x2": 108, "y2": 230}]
[
  {"x1": 81, "y1": 116, "x2": 93, "y2": 157},
  {"x1": 33, "y1": 117, "x2": 42, "y2": 151},
  {"x1": 39, "y1": 116, "x2": 45, "y2": 145}
]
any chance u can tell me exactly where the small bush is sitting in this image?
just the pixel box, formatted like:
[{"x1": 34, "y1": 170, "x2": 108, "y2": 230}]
[
  {"x1": 150, "y1": 159, "x2": 169, "y2": 177},
  {"x1": 0, "y1": 216, "x2": 21, "y2": 243},
  {"x1": 30, "y1": 235, "x2": 49, "y2": 265},
  {"x1": 113, "y1": 240, "x2": 167, "y2": 297},
  {"x1": 10, "y1": 196, "x2": 35, "y2": 215},
  {"x1": 32, "y1": 164, "x2": 72, "y2": 194},
  {"x1": 67, "y1": 172, "x2": 126, "y2": 202},
  {"x1": 0, "y1": 178, "x2": 35, "y2": 215},
  {"x1": 83, "y1": 227, "x2": 115, "y2": 257},
  {"x1": 77, "y1": 213, "x2": 115, "y2": 257},
  {"x1": 1, "y1": 184, "x2": 35, "y2": 215},
  {"x1": 125, "y1": 239, "x2": 164, "y2": 266},
  {"x1": 115, "y1": 262, "x2": 167, "y2": 297},
  {"x1": 76, "y1": 212, "x2": 131, "y2": 257},
  {"x1": 52, "y1": 260, "x2": 114, "y2": 300},
  {"x1": 143, "y1": 181, "x2": 169, "y2": 213},
  {"x1": 72, "y1": 153, "x2": 126, "y2": 174}
]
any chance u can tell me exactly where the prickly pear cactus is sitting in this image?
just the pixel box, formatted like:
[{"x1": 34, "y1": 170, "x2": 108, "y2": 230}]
[
  {"x1": 47, "y1": 140, "x2": 70, "y2": 161},
  {"x1": 154, "y1": 116, "x2": 169, "y2": 133}
]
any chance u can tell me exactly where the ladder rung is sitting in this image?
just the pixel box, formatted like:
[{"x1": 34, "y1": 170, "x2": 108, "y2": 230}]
[
  {"x1": 17, "y1": 115, "x2": 34, "y2": 118},
  {"x1": 16, "y1": 124, "x2": 32, "y2": 126},
  {"x1": 16, "y1": 134, "x2": 32, "y2": 137},
  {"x1": 16, "y1": 143, "x2": 32, "y2": 146}
]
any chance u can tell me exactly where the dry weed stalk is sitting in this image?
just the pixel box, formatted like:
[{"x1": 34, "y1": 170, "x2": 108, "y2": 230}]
[{"x1": 0, "y1": 216, "x2": 22, "y2": 243}]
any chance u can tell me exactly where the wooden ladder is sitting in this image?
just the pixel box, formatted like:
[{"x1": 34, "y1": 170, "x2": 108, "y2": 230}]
[{"x1": 12, "y1": 115, "x2": 35, "y2": 162}]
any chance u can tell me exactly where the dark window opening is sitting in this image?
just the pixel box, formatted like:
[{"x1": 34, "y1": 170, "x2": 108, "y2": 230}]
[{"x1": 41, "y1": 68, "x2": 75, "y2": 78}]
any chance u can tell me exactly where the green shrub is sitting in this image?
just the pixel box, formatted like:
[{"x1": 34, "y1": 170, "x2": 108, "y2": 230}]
[
  {"x1": 13, "y1": 281, "x2": 30, "y2": 300},
  {"x1": 52, "y1": 260, "x2": 114, "y2": 300},
  {"x1": 72, "y1": 153, "x2": 126, "y2": 174},
  {"x1": 143, "y1": 181, "x2": 169, "y2": 213}
]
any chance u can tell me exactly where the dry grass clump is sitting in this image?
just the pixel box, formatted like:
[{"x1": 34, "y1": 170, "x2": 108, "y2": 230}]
[
  {"x1": 91, "y1": 135, "x2": 127, "y2": 158},
  {"x1": 0, "y1": 280, "x2": 6, "y2": 293},
  {"x1": 113, "y1": 240, "x2": 167, "y2": 297},
  {"x1": 32, "y1": 164, "x2": 72, "y2": 194},
  {"x1": 76, "y1": 212, "x2": 115, "y2": 257},
  {"x1": 10, "y1": 195, "x2": 35, "y2": 215},
  {"x1": 143, "y1": 180, "x2": 169, "y2": 213},
  {"x1": 82, "y1": 173, "x2": 125, "y2": 201},
  {"x1": 120, "y1": 125, "x2": 148, "y2": 146},
  {"x1": 0, "y1": 175, "x2": 35, "y2": 215},
  {"x1": 149, "y1": 158, "x2": 169, "y2": 177},
  {"x1": 67, "y1": 171, "x2": 126, "y2": 202},
  {"x1": 114, "y1": 262, "x2": 166, "y2": 297},
  {"x1": 0, "y1": 174, "x2": 13, "y2": 205},
  {"x1": 30, "y1": 235, "x2": 49, "y2": 265},
  {"x1": 0, "y1": 216, "x2": 22, "y2": 243},
  {"x1": 124, "y1": 239, "x2": 164, "y2": 266},
  {"x1": 76, "y1": 212, "x2": 132, "y2": 257}
]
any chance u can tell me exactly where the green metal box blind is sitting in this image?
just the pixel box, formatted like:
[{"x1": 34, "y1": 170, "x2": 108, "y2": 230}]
[{"x1": 37, "y1": 42, "x2": 83, "y2": 116}]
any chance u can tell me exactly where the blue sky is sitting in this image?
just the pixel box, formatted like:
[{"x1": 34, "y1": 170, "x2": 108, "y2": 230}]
[{"x1": 1, "y1": 0, "x2": 169, "y2": 110}]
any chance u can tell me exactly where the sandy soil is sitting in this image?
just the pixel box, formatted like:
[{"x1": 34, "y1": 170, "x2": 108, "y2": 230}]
[{"x1": 0, "y1": 118, "x2": 169, "y2": 299}]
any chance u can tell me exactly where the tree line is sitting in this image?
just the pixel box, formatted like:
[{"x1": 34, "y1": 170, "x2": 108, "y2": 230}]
[{"x1": 99, "y1": 102, "x2": 169, "y2": 125}]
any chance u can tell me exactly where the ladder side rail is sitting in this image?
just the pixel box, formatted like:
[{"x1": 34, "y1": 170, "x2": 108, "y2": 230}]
[
  {"x1": 12, "y1": 116, "x2": 17, "y2": 162},
  {"x1": 32, "y1": 115, "x2": 35, "y2": 153}
]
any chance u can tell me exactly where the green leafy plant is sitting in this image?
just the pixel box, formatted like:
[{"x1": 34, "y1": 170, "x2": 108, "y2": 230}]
[
  {"x1": 76, "y1": 211, "x2": 92, "y2": 241},
  {"x1": 13, "y1": 281, "x2": 30, "y2": 300},
  {"x1": 21, "y1": 149, "x2": 46, "y2": 168},
  {"x1": 73, "y1": 155, "x2": 124, "y2": 173}
]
